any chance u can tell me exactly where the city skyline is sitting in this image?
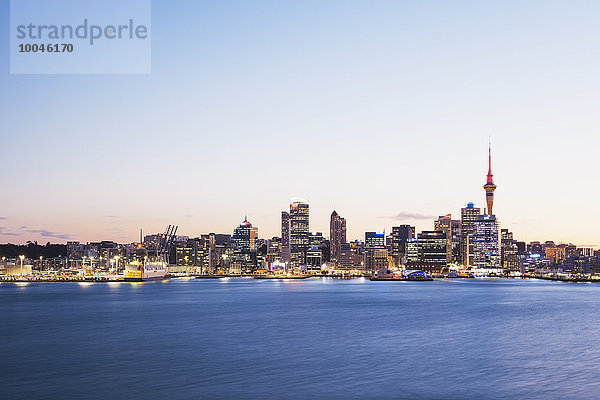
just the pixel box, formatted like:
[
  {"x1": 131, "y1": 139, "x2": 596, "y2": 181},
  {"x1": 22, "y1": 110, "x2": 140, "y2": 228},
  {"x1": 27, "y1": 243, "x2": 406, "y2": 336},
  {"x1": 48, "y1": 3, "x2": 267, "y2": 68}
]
[
  {"x1": 2, "y1": 1, "x2": 600, "y2": 246},
  {"x1": 0, "y1": 141, "x2": 597, "y2": 248}
]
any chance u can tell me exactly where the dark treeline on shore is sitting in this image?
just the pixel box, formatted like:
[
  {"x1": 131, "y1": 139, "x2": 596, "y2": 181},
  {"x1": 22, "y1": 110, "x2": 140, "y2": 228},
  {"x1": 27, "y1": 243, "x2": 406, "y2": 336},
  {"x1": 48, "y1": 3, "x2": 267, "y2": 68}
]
[{"x1": 0, "y1": 242, "x2": 67, "y2": 259}]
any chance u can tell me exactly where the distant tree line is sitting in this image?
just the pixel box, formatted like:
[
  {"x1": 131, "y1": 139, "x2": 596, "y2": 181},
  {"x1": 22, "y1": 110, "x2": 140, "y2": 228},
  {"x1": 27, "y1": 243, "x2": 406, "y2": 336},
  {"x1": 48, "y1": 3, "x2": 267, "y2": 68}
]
[{"x1": 0, "y1": 242, "x2": 67, "y2": 259}]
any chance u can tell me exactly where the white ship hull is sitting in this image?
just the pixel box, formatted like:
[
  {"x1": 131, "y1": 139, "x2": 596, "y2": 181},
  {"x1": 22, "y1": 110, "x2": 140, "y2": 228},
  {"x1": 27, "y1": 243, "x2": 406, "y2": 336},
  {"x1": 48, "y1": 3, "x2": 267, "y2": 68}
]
[{"x1": 124, "y1": 261, "x2": 167, "y2": 282}]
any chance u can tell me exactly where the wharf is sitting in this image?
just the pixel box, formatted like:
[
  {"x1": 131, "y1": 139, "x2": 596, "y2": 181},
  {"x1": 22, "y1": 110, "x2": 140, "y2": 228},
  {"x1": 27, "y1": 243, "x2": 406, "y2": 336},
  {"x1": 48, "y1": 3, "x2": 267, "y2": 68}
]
[
  {"x1": 0, "y1": 278, "x2": 123, "y2": 283},
  {"x1": 533, "y1": 275, "x2": 600, "y2": 283}
]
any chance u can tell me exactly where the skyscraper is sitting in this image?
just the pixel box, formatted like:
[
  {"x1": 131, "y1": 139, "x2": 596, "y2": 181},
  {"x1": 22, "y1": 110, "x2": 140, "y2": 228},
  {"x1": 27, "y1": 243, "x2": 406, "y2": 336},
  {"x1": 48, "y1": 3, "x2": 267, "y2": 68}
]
[
  {"x1": 417, "y1": 231, "x2": 448, "y2": 267},
  {"x1": 330, "y1": 210, "x2": 347, "y2": 267},
  {"x1": 434, "y1": 215, "x2": 453, "y2": 263},
  {"x1": 460, "y1": 203, "x2": 481, "y2": 267},
  {"x1": 232, "y1": 217, "x2": 258, "y2": 252},
  {"x1": 473, "y1": 214, "x2": 501, "y2": 270},
  {"x1": 231, "y1": 217, "x2": 259, "y2": 274},
  {"x1": 289, "y1": 199, "x2": 309, "y2": 268},
  {"x1": 281, "y1": 211, "x2": 290, "y2": 264},
  {"x1": 483, "y1": 141, "x2": 497, "y2": 215},
  {"x1": 391, "y1": 225, "x2": 415, "y2": 266}
]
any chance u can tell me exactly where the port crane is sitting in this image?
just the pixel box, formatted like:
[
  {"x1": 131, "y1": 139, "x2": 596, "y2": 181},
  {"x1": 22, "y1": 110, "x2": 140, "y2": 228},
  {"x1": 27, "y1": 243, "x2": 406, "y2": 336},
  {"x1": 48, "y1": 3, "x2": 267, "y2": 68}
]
[{"x1": 157, "y1": 225, "x2": 178, "y2": 264}]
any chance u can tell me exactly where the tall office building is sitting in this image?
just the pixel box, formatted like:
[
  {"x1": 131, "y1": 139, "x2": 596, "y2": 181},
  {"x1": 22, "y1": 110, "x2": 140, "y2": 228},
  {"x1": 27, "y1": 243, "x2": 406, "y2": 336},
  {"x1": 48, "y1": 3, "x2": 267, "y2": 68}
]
[
  {"x1": 290, "y1": 199, "x2": 310, "y2": 268},
  {"x1": 391, "y1": 225, "x2": 415, "y2": 266},
  {"x1": 306, "y1": 247, "x2": 323, "y2": 272},
  {"x1": 483, "y1": 142, "x2": 497, "y2": 215},
  {"x1": 330, "y1": 210, "x2": 347, "y2": 267},
  {"x1": 405, "y1": 238, "x2": 419, "y2": 263},
  {"x1": 434, "y1": 215, "x2": 454, "y2": 263},
  {"x1": 460, "y1": 203, "x2": 481, "y2": 267},
  {"x1": 417, "y1": 231, "x2": 448, "y2": 266},
  {"x1": 473, "y1": 214, "x2": 501, "y2": 270},
  {"x1": 281, "y1": 211, "x2": 291, "y2": 264},
  {"x1": 232, "y1": 217, "x2": 258, "y2": 252}
]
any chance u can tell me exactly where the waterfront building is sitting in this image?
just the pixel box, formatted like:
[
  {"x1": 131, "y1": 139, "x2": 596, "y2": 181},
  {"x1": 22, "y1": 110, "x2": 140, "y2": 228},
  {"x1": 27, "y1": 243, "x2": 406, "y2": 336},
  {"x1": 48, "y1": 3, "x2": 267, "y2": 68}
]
[
  {"x1": 306, "y1": 247, "x2": 323, "y2": 273},
  {"x1": 232, "y1": 217, "x2": 258, "y2": 252},
  {"x1": 391, "y1": 225, "x2": 415, "y2": 266},
  {"x1": 5, "y1": 263, "x2": 32, "y2": 276},
  {"x1": 337, "y1": 243, "x2": 357, "y2": 271},
  {"x1": 266, "y1": 237, "x2": 282, "y2": 266},
  {"x1": 405, "y1": 238, "x2": 419, "y2": 263},
  {"x1": 434, "y1": 215, "x2": 460, "y2": 263},
  {"x1": 518, "y1": 253, "x2": 551, "y2": 274},
  {"x1": 281, "y1": 211, "x2": 291, "y2": 264},
  {"x1": 329, "y1": 210, "x2": 347, "y2": 267},
  {"x1": 561, "y1": 255, "x2": 596, "y2": 275},
  {"x1": 473, "y1": 214, "x2": 501, "y2": 271},
  {"x1": 66, "y1": 241, "x2": 84, "y2": 259},
  {"x1": 230, "y1": 217, "x2": 259, "y2": 274},
  {"x1": 460, "y1": 202, "x2": 481, "y2": 266},
  {"x1": 416, "y1": 231, "x2": 448, "y2": 269},
  {"x1": 289, "y1": 199, "x2": 310, "y2": 268},
  {"x1": 501, "y1": 229, "x2": 518, "y2": 272},
  {"x1": 364, "y1": 247, "x2": 389, "y2": 273},
  {"x1": 174, "y1": 245, "x2": 196, "y2": 274}
]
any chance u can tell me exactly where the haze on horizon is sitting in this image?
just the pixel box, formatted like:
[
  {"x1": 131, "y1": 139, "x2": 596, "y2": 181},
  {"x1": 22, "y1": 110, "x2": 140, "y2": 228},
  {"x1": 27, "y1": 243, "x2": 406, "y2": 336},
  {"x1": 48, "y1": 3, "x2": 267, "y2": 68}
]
[{"x1": 1, "y1": 1, "x2": 599, "y2": 247}]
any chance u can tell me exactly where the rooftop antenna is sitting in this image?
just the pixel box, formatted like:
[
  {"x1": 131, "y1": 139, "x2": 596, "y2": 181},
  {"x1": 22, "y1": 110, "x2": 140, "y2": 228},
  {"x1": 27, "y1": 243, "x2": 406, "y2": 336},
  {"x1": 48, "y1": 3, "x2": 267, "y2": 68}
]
[{"x1": 488, "y1": 134, "x2": 492, "y2": 176}]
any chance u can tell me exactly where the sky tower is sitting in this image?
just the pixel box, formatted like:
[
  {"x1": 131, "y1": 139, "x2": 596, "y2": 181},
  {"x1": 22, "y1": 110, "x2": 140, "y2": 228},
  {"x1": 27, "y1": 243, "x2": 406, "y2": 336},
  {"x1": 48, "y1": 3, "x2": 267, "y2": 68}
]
[{"x1": 483, "y1": 141, "x2": 497, "y2": 215}]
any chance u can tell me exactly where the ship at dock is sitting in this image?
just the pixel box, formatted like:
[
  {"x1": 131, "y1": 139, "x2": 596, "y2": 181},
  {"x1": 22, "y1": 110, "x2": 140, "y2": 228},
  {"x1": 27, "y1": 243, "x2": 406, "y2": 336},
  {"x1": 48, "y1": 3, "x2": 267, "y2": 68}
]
[{"x1": 123, "y1": 225, "x2": 178, "y2": 282}]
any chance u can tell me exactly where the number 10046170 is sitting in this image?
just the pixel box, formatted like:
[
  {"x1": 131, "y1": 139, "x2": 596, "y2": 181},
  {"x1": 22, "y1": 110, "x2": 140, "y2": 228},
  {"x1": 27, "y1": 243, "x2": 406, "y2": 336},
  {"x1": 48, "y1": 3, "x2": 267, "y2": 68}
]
[{"x1": 18, "y1": 43, "x2": 73, "y2": 53}]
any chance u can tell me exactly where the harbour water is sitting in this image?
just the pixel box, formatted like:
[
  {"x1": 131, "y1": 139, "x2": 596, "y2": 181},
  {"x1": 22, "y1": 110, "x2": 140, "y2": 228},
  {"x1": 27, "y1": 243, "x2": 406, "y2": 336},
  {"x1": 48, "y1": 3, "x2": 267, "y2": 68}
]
[{"x1": 2, "y1": 278, "x2": 600, "y2": 399}]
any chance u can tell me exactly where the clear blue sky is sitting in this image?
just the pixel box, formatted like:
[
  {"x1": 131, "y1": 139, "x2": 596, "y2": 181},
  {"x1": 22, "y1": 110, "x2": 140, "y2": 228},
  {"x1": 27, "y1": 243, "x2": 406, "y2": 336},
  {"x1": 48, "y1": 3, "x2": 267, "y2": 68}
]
[{"x1": 1, "y1": 0, "x2": 599, "y2": 246}]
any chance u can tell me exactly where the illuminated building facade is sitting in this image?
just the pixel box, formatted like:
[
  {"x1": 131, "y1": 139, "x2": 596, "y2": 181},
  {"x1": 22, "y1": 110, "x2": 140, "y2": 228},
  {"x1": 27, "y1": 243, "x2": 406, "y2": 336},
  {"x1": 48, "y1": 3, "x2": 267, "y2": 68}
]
[
  {"x1": 416, "y1": 231, "x2": 448, "y2": 266},
  {"x1": 281, "y1": 211, "x2": 291, "y2": 264},
  {"x1": 473, "y1": 214, "x2": 501, "y2": 270},
  {"x1": 232, "y1": 217, "x2": 258, "y2": 252},
  {"x1": 289, "y1": 200, "x2": 309, "y2": 268},
  {"x1": 329, "y1": 210, "x2": 347, "y2": 267},
  {"x1": 460, "y1": 203, "x2": 481, "y2": 266},
  {"x1": 483, "y1": 142, "x2": 497, "y2": 215},
  {"x1": 434, "y1": 215, "x2": 460, "y2": 263},
  {"x1": 391, "y1": 225, "x2": 415, "y2": 266},
  {"x1": 364, "y1": 247, "x2": 389, "y2": 273},
  {"x1": 306, "y1": 247, "x2": 322, "y2": 272},
  {"x1": 365, "y1": 232, "x2": 385, "y2": 248}
]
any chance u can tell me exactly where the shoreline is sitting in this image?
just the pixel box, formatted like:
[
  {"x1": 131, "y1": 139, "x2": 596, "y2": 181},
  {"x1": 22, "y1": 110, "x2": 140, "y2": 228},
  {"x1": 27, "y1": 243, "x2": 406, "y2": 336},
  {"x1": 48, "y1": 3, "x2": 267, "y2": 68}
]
[{"x1": 2, "y1": 275, "x2": 600, "y2": 284}]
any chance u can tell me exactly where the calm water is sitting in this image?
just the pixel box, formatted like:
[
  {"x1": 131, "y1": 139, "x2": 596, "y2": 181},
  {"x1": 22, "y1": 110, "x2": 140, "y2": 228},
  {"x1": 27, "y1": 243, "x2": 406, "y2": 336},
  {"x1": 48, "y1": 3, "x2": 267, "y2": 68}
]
[{"x1": 2, "y1": 278, "x2": 600, "y2": 399}]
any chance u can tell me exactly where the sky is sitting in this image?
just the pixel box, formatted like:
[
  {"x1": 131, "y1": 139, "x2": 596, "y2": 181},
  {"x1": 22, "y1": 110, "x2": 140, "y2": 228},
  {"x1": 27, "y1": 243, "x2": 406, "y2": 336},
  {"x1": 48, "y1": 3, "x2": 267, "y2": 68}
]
[{"x1": 1, "y1": 0, "x2": 600, "y2": 247}]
